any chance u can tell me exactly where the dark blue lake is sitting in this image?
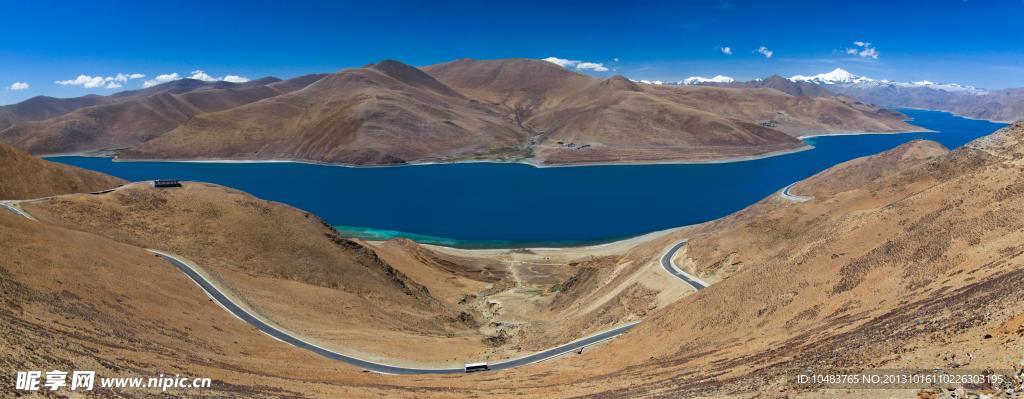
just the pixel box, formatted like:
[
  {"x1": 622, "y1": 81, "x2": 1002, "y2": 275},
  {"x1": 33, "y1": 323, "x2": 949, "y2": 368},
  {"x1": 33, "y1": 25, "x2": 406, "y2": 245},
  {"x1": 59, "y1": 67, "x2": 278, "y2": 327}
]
[{"x1": 49, "y1": 109, "x2": 1004, "y2": 248}]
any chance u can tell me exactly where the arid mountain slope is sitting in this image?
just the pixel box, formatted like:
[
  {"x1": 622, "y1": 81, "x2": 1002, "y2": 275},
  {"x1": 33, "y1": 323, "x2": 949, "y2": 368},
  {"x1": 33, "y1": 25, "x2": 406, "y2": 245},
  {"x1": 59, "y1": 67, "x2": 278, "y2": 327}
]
[
  {"x1": 20, "y1": 179, "x2": 684, "y2": 365},
  {"x1": 645, "y1": 83, "x2": 914, "y2": 135},
  {"x1": 1, "y1": 199, "x2": 679, "y2": 397},
  {"x1": 124, "y1": 60, "x2": 528, "y2": 164},
  {"x1": 121, "y1": 58, "x2": 916, "y2": 165},
  {"x1": 0, "y1": 210, "x2": 486, "y2": 398},
  {"x1": 0, "y1": 143, "x2": 124, "y2": 200},
  {"x1": 0, "y1": 94, "x2": 112, "y2": 130},
  {"x1": 0, "y1": 75, "x2": 324, "y2": 155},
  {"x1": 706, "y1": 74, "x2": 834, "y2": 97},
  {"x1": 3, "y1": 123, "x2": 1023, "y2": 398},
  {"x1": 422, "y1": 58, "x2": 594, "y2": 112},
  {"x1": 511, "y1": 126, "x2": 1024, "y2": 397},
  {"x1": 680, "y1": 139, "x2": 951, "y2": 281},
  {"x1": 795, "y1": 139, "x2": 950, "y2": 198},
  {"x1": 429, "y1": 59, "x2": 916, "y2": 164},
  {"x1": 373, "y1": 232, "x2": 693, "y2": 356},
  {"x1": 0, "y1": 58, "x2": 918, "y2": 165},
  {"x1": 830, "y1": 84, "x2": 1024, "y2": 123},
  {"x1": 19, "y1": 182, "x2": 494, "y2": 363},
  {"x1": 527, "y1": 76, "x2": 806, "y2": 164},
  {"x1": 0, "y1": 78, "x2": 296, "y2": 132}
]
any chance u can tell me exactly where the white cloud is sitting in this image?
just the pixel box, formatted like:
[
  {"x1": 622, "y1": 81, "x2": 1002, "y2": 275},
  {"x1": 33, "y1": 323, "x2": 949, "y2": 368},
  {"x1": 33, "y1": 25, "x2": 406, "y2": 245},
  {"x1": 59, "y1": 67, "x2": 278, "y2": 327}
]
[
  {"x1": 542, "y1": 57, "x2": 609, "y2": 72},
  {"x1": 8, "y1": 82, "x2": 29, "y2": 91},
  {"x1": 755, "y1": 46, "x2": 773, "y2": 59},
  {"x1": 846, "y1": 41, "x2": 879, "y2": 59},
  {"x1": 222, "y1": 75, "x2": 250, "y2": 83},
  {"x1": 143, "y1": 73, "x2": 181, "y2": 88},
  {"x1": 111, "y1": 73, "x2": 140, "y2": 83},
  {"x1": 55, "y1": 73, "x2": 145, "y2": 89},
  {"x1": 56, "y1": 75, "x2": 106, "y2": 88},
  {"x1": 720, "y1": 46, "x2": 733, "y2": 55},
  {"x1": 613, "y1": 57, "x2": 620, "y2": 62},
  {"x1": 189, "y1": 70, "x2": 217, "y2": 82},
  {"x1": 542, "y1": 57, "x2": 576, "y2": 68},
  {"x1": 143, "y1": 70, "x2": 250, "y2": 87},
  {"x1": 575, "y1": 62, "x2": 609, "y2": 72}
]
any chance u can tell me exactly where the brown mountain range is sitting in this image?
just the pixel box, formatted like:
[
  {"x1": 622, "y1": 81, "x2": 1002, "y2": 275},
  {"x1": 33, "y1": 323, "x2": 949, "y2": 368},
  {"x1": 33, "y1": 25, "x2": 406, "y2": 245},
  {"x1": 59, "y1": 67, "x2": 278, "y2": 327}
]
[
  {"x1": 825, "y1": 83, "x2": 1024, "y2": 123},
  {"x1": 0, "y1": 143, "x2": 124, "y2": 200},
  {"x1": 0, "y1": 78, "x2": 297, "y2": 131},
  {"x1": 124, "y1": 60, "x2": 527, "y2": 164},
  {"x1": 128, "y1": 58, "x2": 916, "y2": 165},
  {"x1": 0, "y1": 75, "x2": 325, "y2": 155},
  {"x1": 556, "y1": 126, "x2": 1024, "y2": 397},
  {"x1": 0, "y1": 94, "x2": 110, "y2": 130},
  {"x1": 2, "y1": 58, "x2": 916, "y2": 165},
  {"x1": 713, "y1": 74, "x2": 835, "y2": 97}
]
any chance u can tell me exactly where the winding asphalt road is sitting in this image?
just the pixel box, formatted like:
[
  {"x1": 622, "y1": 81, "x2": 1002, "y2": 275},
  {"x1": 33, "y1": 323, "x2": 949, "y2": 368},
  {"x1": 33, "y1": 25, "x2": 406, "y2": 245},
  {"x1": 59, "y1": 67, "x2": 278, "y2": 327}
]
[
  {"x1": 0, "y1": 190, "x2": 679, "y2": 374},
  {"x1": 779, "y1": 182, "x2": 812, "y2": 202},
  {"x1": 659, "y1": 240, "x2": 709, "y2": 291},
  {"x1": 1, "y1": 201, "x2": 37, "y2": 221},
  {"x1": 150, "y1": 250, "x2": 639, "y2": 375}
]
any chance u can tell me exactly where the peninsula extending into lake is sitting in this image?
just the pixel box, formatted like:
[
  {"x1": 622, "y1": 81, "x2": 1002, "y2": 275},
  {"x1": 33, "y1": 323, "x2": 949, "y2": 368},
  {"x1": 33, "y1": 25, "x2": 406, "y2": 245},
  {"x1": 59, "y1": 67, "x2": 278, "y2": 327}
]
[{"x1": 2, "y1": 59, "x2": 917, "y2": 167}]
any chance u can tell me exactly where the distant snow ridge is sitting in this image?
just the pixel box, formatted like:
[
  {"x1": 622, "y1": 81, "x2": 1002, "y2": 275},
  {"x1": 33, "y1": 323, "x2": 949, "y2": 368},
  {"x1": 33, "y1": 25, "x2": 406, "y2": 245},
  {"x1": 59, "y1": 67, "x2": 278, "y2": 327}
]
[
  {"x1": 790, "y1": 68, "x2": 874, "y2": 85},
  {"x1": 681, "y1": 75, "x2": 735, "y2": 85},
  {"x1": 906, "y1": 80, "x2": 986, "y2": 94},
  {"x1": 790, "y1": 68, "x2": 987, "y2": 94},
  {"x1": 631, "y1": 75, "x2": 734, "y2": 86}
]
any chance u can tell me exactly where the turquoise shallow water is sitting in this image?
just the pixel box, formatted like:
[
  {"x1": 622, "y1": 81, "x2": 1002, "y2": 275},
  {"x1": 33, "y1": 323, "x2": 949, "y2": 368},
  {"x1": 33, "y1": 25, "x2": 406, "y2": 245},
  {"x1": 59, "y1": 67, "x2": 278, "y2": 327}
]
[
  {"x1": 332, "y1": 225, "x2": 626, "y2": 248},
  {"x1": 49, "y1": 109, "x2": 1005, "y2": 249}
]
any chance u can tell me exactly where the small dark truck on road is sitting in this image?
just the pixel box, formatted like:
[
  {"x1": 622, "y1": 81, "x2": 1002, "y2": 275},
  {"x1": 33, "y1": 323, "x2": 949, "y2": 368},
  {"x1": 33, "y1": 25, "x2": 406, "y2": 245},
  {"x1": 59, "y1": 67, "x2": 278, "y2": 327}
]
[{"x1": 153, "y1": 179, "x2": 182, "y2": 188}]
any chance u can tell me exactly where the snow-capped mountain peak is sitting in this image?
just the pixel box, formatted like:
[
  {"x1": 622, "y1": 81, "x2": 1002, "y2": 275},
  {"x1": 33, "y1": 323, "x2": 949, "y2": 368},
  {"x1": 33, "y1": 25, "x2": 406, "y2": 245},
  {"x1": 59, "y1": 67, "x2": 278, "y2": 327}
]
[
  {"x1": 790, "y1": 68, "x2": 874, "y2": 84},
  {"x1": 789, "y1": 69, "x2": 988, "y2": 95},
  {"x1": 681, "y1": 75, "x2": 735, "y2": 85},
  {"x1": 631, "y1": 75, "x2": 735, "y2": 86},
  {"x1": 910, "y1": 81, "x2": 987, "y2": 94}
]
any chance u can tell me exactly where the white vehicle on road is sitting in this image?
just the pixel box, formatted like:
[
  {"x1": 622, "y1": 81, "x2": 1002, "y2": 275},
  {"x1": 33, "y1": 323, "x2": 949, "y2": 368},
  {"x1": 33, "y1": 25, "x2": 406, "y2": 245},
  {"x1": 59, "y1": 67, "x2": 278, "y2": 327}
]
[{"x1": 464, "y1": 363, "x2": 489, "y2": 373}]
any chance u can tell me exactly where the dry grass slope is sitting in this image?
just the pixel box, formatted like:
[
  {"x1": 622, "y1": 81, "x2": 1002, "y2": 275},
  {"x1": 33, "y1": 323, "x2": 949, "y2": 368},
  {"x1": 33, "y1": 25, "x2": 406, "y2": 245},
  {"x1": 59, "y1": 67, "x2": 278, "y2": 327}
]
[
  {"x1": 519, "y1": 125, "x2": 1024, "y2": 397},
  {"x1": 113, "y1": 58, "x2": 917, "y2": 165},
  {"x1": 5, "y1": 121, "x2": 1022, "y2": 398},
  {"x1": 0, "y1": 143, "x2": 125, "y2": 200},
  {"x1": 0, "y1": 76, "x2": 324, "y2": 155}
]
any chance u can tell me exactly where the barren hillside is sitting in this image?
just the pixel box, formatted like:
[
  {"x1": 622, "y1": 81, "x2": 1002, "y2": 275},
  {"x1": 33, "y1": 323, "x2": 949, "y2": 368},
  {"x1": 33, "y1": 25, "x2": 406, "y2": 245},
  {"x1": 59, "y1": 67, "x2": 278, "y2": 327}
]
[
  {"x1": 5, "y1": 123, "x2": 1023, "y2": 398},
  {"x1": 505, "y1": 125, "x2": 1024, "y2": 397},
  {"x1": 0, "y1": 143, "x2": 124, "y2": 200},
  {"x1": 0, "y1": 75, "x2": 324, "y2": 155},
  {"x1": 0, "y1": 210, "x2": 490, "y2": 398},
  {"x1": 111, "y1": 58, "x2": 916, "y2": 165},
  {"x1": 19, "y1": 178, "x2": 683, "y2": 366},
  {"x1": 429, "y1": 59, "x2": 918, "y2": 165},
  {"x1": 0, "y1": 94, "x2": 111, "y2": 130},
  {"x1": 123, "y1": 60, "x2": 528, "y2": 165},
  {"x1": 831, "y1": 83, "x2": 1024, "y2": 123},
  {"x1": 20, "y1": 182, "x2": 492, "y2": 364}
]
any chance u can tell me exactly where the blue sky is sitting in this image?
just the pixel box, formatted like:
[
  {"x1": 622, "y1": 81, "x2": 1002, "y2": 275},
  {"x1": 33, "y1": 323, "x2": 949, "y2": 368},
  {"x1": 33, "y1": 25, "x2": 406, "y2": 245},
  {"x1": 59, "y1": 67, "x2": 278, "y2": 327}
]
[{"x1": 3, "y1": 0, "x2": 1023, "y2": 104}]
